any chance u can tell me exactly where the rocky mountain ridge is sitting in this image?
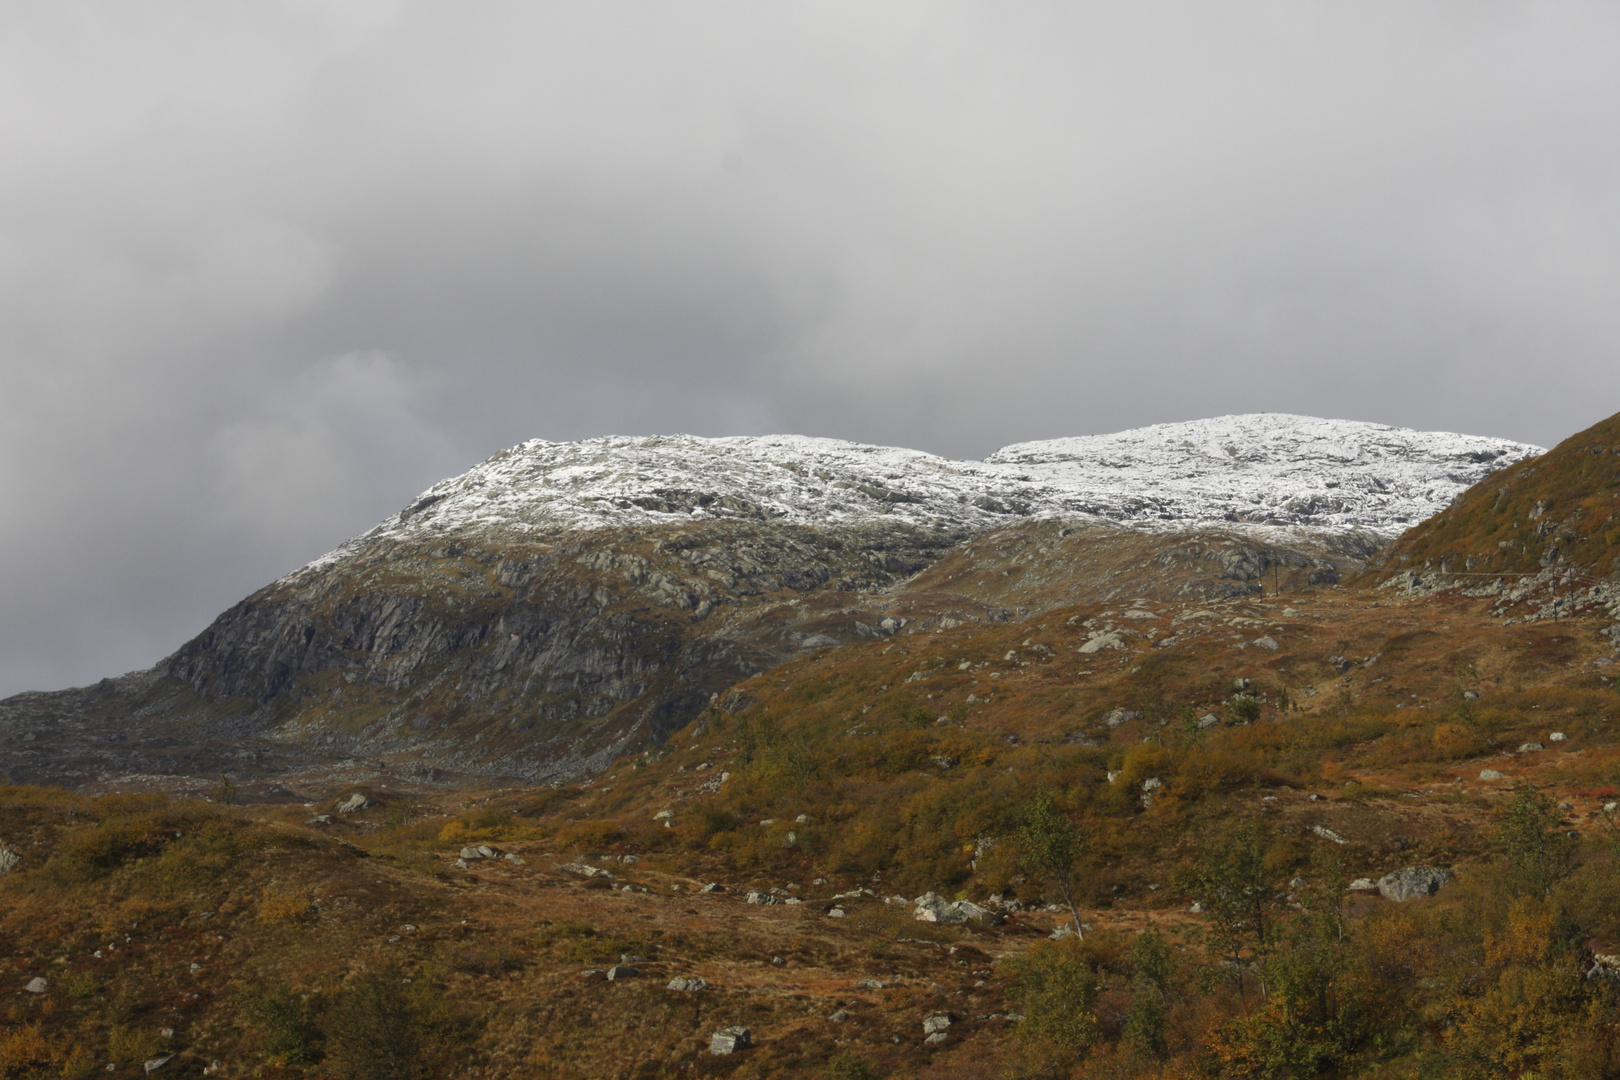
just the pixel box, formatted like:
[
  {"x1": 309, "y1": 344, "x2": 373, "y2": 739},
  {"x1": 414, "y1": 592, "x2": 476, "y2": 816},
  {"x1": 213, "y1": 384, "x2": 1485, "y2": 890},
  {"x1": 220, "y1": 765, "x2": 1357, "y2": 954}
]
[{"x1": 0, "y1": 414, "x2": 1541, "y2": 790}]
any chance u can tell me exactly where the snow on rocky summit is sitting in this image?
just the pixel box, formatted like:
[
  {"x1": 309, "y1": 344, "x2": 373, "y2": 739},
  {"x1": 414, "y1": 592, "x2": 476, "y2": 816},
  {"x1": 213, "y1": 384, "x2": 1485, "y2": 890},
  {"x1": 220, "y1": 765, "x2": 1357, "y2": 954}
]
[{"x1": 304, "y1": 414, "x2": 1541, "y2": 570}]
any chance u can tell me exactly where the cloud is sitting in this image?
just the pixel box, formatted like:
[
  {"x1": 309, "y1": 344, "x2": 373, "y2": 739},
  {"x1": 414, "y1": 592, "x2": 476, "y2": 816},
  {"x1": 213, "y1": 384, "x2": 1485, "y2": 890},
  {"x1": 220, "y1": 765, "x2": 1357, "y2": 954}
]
[{"x1": 3, "y1": 1, "x2": 1620, "y2": 693}]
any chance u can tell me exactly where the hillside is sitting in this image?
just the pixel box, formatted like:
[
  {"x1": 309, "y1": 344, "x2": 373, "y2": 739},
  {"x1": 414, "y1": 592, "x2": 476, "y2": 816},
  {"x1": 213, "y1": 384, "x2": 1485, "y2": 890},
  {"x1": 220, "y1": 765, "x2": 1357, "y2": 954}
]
[
  {"x1": 1369, "y1": 410, "x2": 1620, "y2": 629},
  {"x1": 0, "y1": 415, "x2": 1537, "y2": 792},
  {"x1": 4, "y1": 575, "x2": 1619, "y2": 1078}
]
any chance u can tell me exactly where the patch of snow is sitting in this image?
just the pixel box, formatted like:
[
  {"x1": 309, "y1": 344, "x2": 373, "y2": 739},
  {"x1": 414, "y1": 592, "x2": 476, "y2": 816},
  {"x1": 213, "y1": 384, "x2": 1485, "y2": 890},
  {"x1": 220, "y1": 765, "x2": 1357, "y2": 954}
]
[{"x1": 290, "y1": 414, "x2": 1540, "y2": 576}]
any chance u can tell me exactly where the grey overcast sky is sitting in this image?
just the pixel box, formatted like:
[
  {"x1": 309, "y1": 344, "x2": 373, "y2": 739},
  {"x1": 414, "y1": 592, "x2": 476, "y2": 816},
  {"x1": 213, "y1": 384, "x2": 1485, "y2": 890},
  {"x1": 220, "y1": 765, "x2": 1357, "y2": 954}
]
[{"x1": 3, "y1": 2, "x2": 1619, "y2": 696}]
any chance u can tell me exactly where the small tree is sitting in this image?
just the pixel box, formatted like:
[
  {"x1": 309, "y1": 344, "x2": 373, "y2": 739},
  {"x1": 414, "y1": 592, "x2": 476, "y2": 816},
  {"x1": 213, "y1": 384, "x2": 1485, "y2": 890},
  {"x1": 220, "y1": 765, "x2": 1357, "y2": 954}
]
[
  {"x1": 1495, "y1": 783, "x2": 1575, "y2": 896},
  {"x1": 1008, "y1": 939, "x2": 1101, "y2": 1075},
  {"x1": 1176, "y1": 821, "x2": 1272, "y2": 999},
  {"x1": 1124, "y1": 925, "x2": 1173, "y2": 1058},
  {"x1": 209, "y1": 774, "x2": 238, "y2": 807},
  {"x1": 1018, "y1": 788, "x2": 1088, "y2": 939}
]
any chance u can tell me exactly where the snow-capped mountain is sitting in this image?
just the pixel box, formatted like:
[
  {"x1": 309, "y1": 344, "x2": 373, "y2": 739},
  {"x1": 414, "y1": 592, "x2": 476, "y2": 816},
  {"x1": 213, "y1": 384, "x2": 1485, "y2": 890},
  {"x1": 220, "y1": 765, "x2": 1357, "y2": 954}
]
[{"x1": 310, "y1": 414, "x2": 1540, "y2": 571}]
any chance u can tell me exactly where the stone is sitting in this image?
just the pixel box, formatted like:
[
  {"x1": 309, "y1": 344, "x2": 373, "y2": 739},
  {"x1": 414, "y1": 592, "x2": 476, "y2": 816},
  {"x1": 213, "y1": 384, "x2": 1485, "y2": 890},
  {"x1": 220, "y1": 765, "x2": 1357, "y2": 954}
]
[
  {"x1": 829, "y1": 1009, "x2": 850, "y2": 1022},
  {"x1": 1310, "y1": 825, "x2": 1348, "y2": 845},
  {"x1": 144, "y1": 1057, "x2": 174, "y2": 1074},
  {"x1": 1549, "y1": 732, "x2": 1567, "y2": 742},
  {"x1": 1348, "y1": 878, "x2": 1376, "y2": 891},
  {"x1": 653, "y1": 810, "x2": 673, "y2": 821},
  {"x1": 923, "y1": 1013, "x2": 953, "y2": 1035},
  {"x1": 795, "y1": 813, "x2": 811, "y2": 825},
  {"x1": 504, "y1": 853, "x2": 527, "y2": 866},
  {"x1": 1078, "y1": 632, "x2": 1124, "y2": 654},
  {"x1": 827, "y1": 907, "x2": 847, "y2": 918},
  {"x1": 1479, "y1": 769, "x2": 1506, "y2": 781},
  {"x1": 334, "y1": 792, "x2": 375, "y2": 814},
  {"x1": 400, "y1": 924, "x2": 416, "y2": 932},
  {"x1": 305, "y1": 814, "x2": 333, "y2": 825},
  {"x1": 855, "y1": 978, "x2": 887, "y2": 990},
  {"x1": 606, "y1": 965, "x2": 639, "y2": 980},
  {"x1": 1518, "y1": 742, "x2": 1544, "y2": 753},
  {"x1": 1463, "y1": 690, "x2": 1480, "y2": 700},
  {"x1": 619, "y1": 854, "x2": 638, "y2": 863},
  {"x1": 1586, "y1": 954, "x2": 1620, "y2": 982},
  {"x1": 710, "y1": 1027, "x2": 752, "y2": 1055},
  {"x1": 1102, "y1": 708, "x2": 1140, "y2": 729},
  {"x1": 24, "y1": 977, "x2": 47, "y2": 993},
  {"x1": 668, "y1": 976, "x2": 708, "y2": 991},
  {"x1": 1377, "y1": 866, "x2": 1453, "y2": 902},
  {"x1": 699, "y1": 883, "x2": 724, "y2": 893},
  {"x1": 0, "y1": 847, "x2": 18, "y2": 875},
  {"x1": 621, "y1": 954, "x2": 647, "y2": 964},
  {"x1": 1196, "y1": 713, "x2": 1220, "y2": 730},
  {"x1": 460, "y1": 847, "x2": 484, "y2": 860},
  {"x1": 1252, "y1": 636, "x2": 1280, "y2": 651}
]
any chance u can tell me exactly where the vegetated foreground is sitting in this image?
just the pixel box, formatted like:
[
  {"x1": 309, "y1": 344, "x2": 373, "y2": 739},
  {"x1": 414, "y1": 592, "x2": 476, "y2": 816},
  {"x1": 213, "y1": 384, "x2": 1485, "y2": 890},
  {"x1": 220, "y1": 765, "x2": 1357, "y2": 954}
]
[{"x1": 4, "y1": 575, "x2": 1620, "y2": 1079}]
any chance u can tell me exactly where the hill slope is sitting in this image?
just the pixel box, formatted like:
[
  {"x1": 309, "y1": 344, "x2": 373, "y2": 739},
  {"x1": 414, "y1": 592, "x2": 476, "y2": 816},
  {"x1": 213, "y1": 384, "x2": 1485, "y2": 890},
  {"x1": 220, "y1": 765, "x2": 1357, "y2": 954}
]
[
  {"x1": 1378, "y1": 409, "x2": 1619, "y2": 578},
  {"x1": 0, "y1": 414, "x2": 1538, "y2": 789}
]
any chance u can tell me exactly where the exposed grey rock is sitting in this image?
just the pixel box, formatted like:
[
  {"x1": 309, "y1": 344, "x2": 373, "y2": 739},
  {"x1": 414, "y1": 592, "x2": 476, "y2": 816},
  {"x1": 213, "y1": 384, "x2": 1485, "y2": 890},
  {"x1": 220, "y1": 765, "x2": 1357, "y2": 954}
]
[
  {"x1": 335, "y1": 792, "x2": 374, "y2": 814},
  {"x1": 1479, "y1": 769, "x2": 1506, "y2": 781},
  {"x1": 1102, "y1": 708, "x2": 1139, "y2": 729},
  {"x1": 1549, "y1": 732, "x2": 1567, "y2": 742},
  {"x1": 1586, "y1": 953, "x2": 1620, "y2": 982},
  {"x1": 1377, "y1": 866, "x2": 1453, "y2": 902},
  {"x1": 1518, "y1": 742, "x2": 1544, "y2": 753},
  {"x1": 606, "y1": 965, "x2": 639, "y2": 980},
  {"x1": 1078, "y1": 632, "x2": 1124, "y2": 654},
  {"x1": 698, "y1": 882, "x2": 724, "y2": 893},
  {"x1": 144, "y1": 1057, "x2": 174, "y2": 1074},
  {"x1": 710, "y1": 1027, "x2": 752, "y2": 1055},
  {"x1": 504, "y1": 852, "x2": 527, "y2": 866},
  {"x1": 1348, "y1": 877, "x2": 1376, "y2": 891},
  {"x1": 23, "y1": 976, "x2": 47, "y2": 993},
  {"x1": 305, "y1": 814, "x2": 332, "y2": 825},
  {"x1": 667, "y1": 976, "x2": 708, "y2": 991},
  {"x1": 829, "y1": 1009, "x2": 850, "y2": 1022},
  {"x1": 855, "y1": 978, "x2": 888, "y2": 990},
  {"x1": 1252, "y1": 636, "x2": 1280, "y2": 651},
  {"x1": 923, "y1": 1013, "x2": 953, "y2": 1035},
  {"x1": 1310, "y1": 825, "x2": 1347, "y2": 845},
  {"x1": 1196, "y1": 713, "x2": 1220, "y2": 730},
  {"x1": 827, "y1": 907, "x2": 847, "y2": 918},
  {"x1": 0, "y1": 847, "x2": 19, "y2": 875},
  {"x1": 459, "y1": 847, "x2": 484, "y2": 860}
]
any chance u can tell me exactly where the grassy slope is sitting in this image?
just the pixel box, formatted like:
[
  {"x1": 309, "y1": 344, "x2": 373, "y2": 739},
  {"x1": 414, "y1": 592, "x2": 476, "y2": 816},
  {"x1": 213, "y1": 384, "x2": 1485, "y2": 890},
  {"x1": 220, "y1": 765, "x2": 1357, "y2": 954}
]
[
  {"x1": 7, "y1": 578, "x2": 1620, "y2": 1078},
  {"x1": 1375, "y1": 409, "x2": 1620, "y2": 578}
]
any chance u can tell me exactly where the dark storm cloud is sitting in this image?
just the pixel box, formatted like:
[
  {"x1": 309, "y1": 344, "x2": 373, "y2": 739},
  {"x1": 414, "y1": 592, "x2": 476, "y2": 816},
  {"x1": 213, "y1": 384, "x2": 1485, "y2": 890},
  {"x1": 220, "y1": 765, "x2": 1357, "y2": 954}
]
[{"x1": 4, "y1": 2, "x2": 1620, "y2": 695}]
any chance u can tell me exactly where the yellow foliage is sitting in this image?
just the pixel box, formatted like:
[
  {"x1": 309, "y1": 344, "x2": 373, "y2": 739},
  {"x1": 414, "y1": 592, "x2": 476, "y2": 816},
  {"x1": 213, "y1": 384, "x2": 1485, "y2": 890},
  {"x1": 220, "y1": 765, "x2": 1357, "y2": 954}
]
[
  {"x1": 258, "y1": 883, "x2": 314, "y2": 924},
  {"x1": 0, "y1": 1024, "x2": 51, "y2": 1076}
]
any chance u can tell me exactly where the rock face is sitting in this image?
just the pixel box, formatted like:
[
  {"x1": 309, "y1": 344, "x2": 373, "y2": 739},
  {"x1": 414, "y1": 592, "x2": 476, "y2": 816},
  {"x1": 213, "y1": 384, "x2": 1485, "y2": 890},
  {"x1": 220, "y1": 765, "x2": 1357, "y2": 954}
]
[
  {"x1": 1377, "y1": 866, "x2": 1454, "y2": 902},
  {"x1": 710, "y1": 1027, "x2": 751, "y2": 1055},
  {"x1": 0, "y1": 415, "x2": 1535, "y2": 789}
]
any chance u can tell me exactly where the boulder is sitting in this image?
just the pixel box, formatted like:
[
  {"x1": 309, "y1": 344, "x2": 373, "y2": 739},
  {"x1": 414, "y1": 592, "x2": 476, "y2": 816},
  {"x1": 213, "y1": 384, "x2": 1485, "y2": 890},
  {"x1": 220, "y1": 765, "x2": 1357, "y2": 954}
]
[
  {"x1": 827, "y1": 907, "x2": 847, "y2": 918},
  {"x1": 23, "y1": 977, "x2": 47, "y2": 994},
  {"x1": 668, "y1": 976, "x2": 708, "y2": 991},
  {"x1": 710, "y1": 1027, "x2": 752, "y2": 1055},
  {"x1": 460, "y1": 847, "x2": 484, "y2": 860},
  {"x1": 305, "y1": 815, "x2": 333, "y2": 826},
  {"x1": 1196, "y1": 713, "x2": 1220, "y2": 730},
  {"x1": 1518, "y1": 742, "x2": 1545, "y2": 754},
  {"x1": 923, "y1": 1013, "x2": 953, "y2": 1035},
  {"x1": 1348, "y1": 878, "x2": 1376, "y2": 891},
  {"x1": 744, "y1": 891, "x2": 781, "y2": 905},
  {"x1": 1479, "y1": 769, "x2": 1506, "y2": 781},
  {"x1": 1252, "y1": 636, "x2": 1280, "y2": 651},
  {"x1": 0, "y1": 847, "x2": 20, "y2": 875},
  {"x1": 1586, "y1": 954, "x2": 1620, "y2": 982},
  {"x1": 1549, "y1": 732, "x2": 1567, "y2": 742},
  {"x1": 1377, "y1": 866, "x2": 1453, "y2": 902},
  {"x1": 334, "y1": 792, "x2": 375, "y2": 814},
  {"x1": 1102, "y1": 708, "x2": 1140, "y2": 729},
  {"x1": 698, "y1": 883, "x2": 724, "y2": 893},
  {"x1": 606, "y1": 965, "x2": 639, "y2": 980},
  {"x1": 1078, "y1": 632, "x2": 1124, "y2": 654},
  {"x1": 144, "y1": 1057, "x2": 174, "y2": 1074}
]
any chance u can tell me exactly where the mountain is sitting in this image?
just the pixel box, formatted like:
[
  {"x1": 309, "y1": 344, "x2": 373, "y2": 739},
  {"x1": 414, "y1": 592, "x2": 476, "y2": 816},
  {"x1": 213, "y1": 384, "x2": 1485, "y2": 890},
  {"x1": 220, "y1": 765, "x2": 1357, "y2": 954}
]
[
  {"x1": 1370, "y1": 409, "x2": 1619, "y2": 622},
  {"x1": 0, "y1": 414, "x2": 1540, "y2": 790}
]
